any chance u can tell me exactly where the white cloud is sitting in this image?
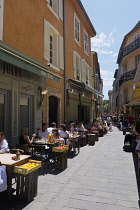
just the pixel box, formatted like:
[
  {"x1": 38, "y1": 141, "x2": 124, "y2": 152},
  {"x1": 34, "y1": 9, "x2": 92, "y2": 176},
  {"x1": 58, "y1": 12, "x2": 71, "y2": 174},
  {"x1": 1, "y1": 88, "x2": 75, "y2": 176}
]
[
  {"x1": 100, "y1": 70, "x2": 114, "y2": 86},
  {"x1": 91, "y1": 32, "x2": 114, "y2": 48},
  {"x1": 93, "y1": 48, "x2": 113, "y2": 55},
  {"x1": 112, "y1": 53, "x2": 118, "y2": 57}
]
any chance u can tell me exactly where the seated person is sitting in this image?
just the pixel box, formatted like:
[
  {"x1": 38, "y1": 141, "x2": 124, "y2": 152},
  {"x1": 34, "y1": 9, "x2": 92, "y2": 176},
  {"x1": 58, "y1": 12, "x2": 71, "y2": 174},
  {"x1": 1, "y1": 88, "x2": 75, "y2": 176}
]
[
  {"x1": 47, "y1": 122, "x2": 56, "y2": 134},
  {"x1": 19, "y1": 126, "x2": 35, "y2": 146},
  {"x1": 59, "y1": 124, "x2": 70, "y2": 145},
  {"x1": 69, "y1": 123, "x2": 78, "y2": 136},
  {"x1": 52, "y1": 128, "x2": 64, "y2": 145},
  {"x1": 0, "y1": 130, "x2": 9, "y2": 154},
  {"x1": 37, "y1": 123, "x2": 48, "y2": 139},
  {"x1": 77, "y1": 122, "x2": 86, "y2": 138}
]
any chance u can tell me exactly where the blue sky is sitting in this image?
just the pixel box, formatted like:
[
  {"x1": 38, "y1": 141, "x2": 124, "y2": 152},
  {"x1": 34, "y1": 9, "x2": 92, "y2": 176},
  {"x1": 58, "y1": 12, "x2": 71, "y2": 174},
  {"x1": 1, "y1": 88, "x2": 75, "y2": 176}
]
[{"x1": 81, "y1": 0, "x2": 140, "y2": 99}]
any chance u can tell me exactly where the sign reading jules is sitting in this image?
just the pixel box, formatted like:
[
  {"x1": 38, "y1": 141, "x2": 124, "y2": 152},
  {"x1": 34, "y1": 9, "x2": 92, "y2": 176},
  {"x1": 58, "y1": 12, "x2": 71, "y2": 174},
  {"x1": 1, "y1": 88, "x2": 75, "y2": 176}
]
[{"x1": 3, "y1": 62, "x2": 22, "y2": 78}]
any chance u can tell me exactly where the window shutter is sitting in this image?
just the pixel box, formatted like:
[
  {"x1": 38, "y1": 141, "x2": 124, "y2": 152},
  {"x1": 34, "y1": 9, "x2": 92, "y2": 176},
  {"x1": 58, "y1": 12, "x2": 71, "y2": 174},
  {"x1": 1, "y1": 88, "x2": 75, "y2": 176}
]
[
  {"x1": 46, "y1": 0, "x2": 50, "y2": 4},
  {"x1": 73, "y1": 51, "x2": 77, "y2": 79},
  {"x1": 79, "y1": 57, "x2": 82, "y2": 81},
  {"x1": 59, "y1": 35, "x2": 64, "y2": 70},
  {"x1": 44, "y1": 20, "x2": 50, "y2": 61},
  {"x1": 81, "y1": 59, "x2": 86, "y2": 83},
  {"x1": 59, "y1": 0, "x2": 63, "y2": 20},
  {"x1": 89, "y1": 67, "x2": 92, "y2": 87}
]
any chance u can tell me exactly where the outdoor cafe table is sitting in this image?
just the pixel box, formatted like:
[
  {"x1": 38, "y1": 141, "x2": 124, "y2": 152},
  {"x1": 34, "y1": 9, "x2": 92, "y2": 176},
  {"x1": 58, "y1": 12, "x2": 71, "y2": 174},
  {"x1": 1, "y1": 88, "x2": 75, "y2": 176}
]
[
  {"x1": 68, "y1": 135, "x2": 80, "y2": 154},
  {"x1": 0, "y1": 153, "x2": 30, "y2": 200}
]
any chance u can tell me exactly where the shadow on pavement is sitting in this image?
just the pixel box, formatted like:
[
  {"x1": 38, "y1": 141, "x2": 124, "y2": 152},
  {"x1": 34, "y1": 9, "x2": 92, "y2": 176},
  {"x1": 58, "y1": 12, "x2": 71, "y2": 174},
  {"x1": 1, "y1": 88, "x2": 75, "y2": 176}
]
[{"x1": 132, "y1": 152, "x2": 140, "y2": 207}]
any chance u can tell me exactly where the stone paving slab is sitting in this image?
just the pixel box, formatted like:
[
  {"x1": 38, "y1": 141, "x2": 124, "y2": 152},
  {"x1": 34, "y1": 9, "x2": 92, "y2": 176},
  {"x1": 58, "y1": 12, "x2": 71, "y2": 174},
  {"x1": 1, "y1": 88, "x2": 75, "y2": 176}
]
[{"x1": 1, "y1": 127, "x2": 140, "y2": 210}]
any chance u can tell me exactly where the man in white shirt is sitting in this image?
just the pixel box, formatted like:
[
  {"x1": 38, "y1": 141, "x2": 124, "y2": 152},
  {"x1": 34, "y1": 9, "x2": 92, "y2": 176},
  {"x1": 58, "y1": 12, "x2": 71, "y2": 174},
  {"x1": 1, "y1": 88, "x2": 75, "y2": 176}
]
[
  {"x1": 47, "y1": 122, "x2": 56, "y2": 134},
  {"x1": 38, "y1": 123, "x2": 48, "y2": 139}
]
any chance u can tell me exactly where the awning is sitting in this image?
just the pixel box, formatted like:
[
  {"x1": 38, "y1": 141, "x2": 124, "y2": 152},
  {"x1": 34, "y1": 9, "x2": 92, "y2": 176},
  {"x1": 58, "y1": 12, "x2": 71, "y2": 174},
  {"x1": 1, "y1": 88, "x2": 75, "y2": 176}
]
[
  {"x1": 0, "y1": 41, "x2": 61, "y2": 83},
  {"x1": 67, "y1": 78, "x2": 103, "y2": 97}
]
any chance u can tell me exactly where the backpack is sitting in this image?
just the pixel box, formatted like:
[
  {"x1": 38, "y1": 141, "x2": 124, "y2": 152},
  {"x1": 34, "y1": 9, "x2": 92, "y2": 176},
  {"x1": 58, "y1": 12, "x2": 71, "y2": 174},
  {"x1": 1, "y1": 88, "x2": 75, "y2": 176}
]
[
  {"x1": 123, "y1": 142, "x2": 133, "y2": 152},
  {"x1": 124, "y1": 134, "x2": 132, "y2": 144}
]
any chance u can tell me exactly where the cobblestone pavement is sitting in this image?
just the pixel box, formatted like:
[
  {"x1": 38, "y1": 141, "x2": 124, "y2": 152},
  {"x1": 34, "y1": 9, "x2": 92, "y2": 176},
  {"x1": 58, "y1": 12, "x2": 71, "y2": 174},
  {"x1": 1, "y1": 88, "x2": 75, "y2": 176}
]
[{"x1": 1, "y1": 127, "x2": 140, "y2": 209}]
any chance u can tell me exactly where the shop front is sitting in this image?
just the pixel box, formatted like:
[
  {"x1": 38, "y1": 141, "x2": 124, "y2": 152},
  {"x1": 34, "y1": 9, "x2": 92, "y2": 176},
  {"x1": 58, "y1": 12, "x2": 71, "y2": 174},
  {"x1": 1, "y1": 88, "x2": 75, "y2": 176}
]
[{"x1": 0, "y1": 41, "x2": 60, "y2": 146}]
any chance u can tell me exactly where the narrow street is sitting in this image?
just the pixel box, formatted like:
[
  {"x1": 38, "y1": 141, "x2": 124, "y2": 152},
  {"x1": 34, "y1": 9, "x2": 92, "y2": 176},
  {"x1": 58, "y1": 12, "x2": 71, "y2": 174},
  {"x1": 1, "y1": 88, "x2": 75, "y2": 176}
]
[{"x1": 2, "y1": 127, "x2": 140, "y2": 210}]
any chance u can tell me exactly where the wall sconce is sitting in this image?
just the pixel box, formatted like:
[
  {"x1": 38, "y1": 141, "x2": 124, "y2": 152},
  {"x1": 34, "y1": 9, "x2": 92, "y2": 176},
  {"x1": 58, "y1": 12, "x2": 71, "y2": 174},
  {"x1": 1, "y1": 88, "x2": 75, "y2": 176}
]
[
  {"x1": 37, "y1": 87, "x2": 48, "y2": 109},
  {"x1": 82, "y1": 93, "x2": 85, "y2": 97},
  {"x1": 70, "y1": 89, "x2": 74, "y2": 93}
]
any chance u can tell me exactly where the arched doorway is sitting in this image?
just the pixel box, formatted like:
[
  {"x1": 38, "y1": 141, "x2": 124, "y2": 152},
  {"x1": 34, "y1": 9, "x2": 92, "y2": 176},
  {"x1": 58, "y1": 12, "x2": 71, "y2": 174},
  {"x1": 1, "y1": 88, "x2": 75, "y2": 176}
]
[{"x1": 49, "y1": 96, "x2": 58, "y2": 126}]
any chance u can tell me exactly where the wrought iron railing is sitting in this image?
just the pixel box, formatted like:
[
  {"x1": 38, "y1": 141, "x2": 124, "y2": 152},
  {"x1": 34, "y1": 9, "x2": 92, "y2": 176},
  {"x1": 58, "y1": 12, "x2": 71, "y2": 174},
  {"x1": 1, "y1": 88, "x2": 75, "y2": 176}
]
[
  {"x1": 117, "y1": 37, "x2": 140, "y2": 64},
  {"x1": 119, "y1": 69, "x2": 137, "y2": 86}
]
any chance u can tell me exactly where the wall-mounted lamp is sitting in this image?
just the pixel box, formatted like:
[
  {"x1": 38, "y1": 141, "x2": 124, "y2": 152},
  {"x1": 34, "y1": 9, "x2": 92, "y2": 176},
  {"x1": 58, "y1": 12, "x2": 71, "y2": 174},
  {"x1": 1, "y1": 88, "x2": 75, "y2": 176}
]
[
  {"x1": 92, "y1": 74, "x2": 98, "y2": 77},
  {"x1": 38, "y1": 87, "x2": 48, "y2": 95},
  {"x1": 70, "y1": 89, "x2": 74, "y2": 93},
  {"x1": 37, "y1": 87, "x2": 48, "y2": 109},
  {"x1": 82, "y1": 93, "x2": 85, "y2": 97}
]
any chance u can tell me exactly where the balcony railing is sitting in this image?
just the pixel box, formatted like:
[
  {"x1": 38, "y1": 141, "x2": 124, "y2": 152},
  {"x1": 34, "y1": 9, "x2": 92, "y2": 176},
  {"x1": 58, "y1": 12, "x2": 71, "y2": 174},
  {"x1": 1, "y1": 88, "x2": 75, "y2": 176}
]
[
  {"x1": 119, "y1": 69, "x2": 137, "y2": 86},
  {"x1": 117, "y1": 37, "x2": 140, "y2": 64}
]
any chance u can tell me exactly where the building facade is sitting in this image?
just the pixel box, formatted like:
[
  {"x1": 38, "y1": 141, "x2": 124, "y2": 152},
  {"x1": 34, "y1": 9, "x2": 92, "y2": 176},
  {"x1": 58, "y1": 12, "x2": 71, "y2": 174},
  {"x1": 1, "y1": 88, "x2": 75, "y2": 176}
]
[
  {"x1": 0, "y1": 0, "x2": 63, "y2": 146},
  {"x1": 64, "y1": 0, "x2": 97, "y2": 124},
  {"x1": 116, "y1": 21, "x2": 140, "y2": 119}
]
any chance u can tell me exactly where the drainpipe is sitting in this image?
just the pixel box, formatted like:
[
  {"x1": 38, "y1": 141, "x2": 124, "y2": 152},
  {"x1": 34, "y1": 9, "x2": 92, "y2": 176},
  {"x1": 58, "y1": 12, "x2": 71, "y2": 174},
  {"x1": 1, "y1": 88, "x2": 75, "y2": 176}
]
[{"x1": 63, "y1": 0, "x2": 66, "y2": 123}]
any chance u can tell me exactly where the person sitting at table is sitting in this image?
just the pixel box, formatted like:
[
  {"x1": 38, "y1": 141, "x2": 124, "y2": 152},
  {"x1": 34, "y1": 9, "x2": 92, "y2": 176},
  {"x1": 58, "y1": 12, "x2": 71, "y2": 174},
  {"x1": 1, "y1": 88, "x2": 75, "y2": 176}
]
[
  {"x1": 77, "y1": 122, "x2": 86, "y2": 138},
  {"x1": 0, "y1": 130, "x2": 9, "y2": 154},
  {"x1": 47, "y1": 122, "x2": 56, "y2": 134},
  {"x1": 69, "y1": 123, "x2": 78, "y2": 136},
  {"x1": 37, "y1": 123, "x2": 48, "y2": 139},
  {"x1": 19, "y1": 126, "x2": 35, "y2": 146},
  {"x1": 59, "y1": 124, "x2": 70, "y2": 145},
  {"x1": 52, "y1": 128, "x2": 64, "y2": 146}
]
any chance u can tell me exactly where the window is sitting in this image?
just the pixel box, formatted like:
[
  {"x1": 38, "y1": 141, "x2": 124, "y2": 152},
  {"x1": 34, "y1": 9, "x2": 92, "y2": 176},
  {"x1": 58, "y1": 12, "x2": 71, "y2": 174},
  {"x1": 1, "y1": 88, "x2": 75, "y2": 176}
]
[
  {"x1": 73, "y1": 51, "x2": 81, "y2": 80},
  {"x1": 50, "y1": 35, "x2": 53, "y2": 64},
  {"x1": 44, "y1": 20, "x2": 64, "y2": 70},
  {"x1": 50, "y1": 0, "x2": 52, "y2": 7},
  {"x1": 135, "y1": 54, "x2": 140, "y2": 68},
  {"x1": 74, "y1": 14, "x2": 80, "y2": 44},
  {"x1": 47, "y1": 0, "x2": 63, "y2": 20},
  {"x1": 84, "y1": 30, "x2": 89, "y2": 54},
  {"x1": 86, "y1": 65, "x2": 89, "y2": 85}
]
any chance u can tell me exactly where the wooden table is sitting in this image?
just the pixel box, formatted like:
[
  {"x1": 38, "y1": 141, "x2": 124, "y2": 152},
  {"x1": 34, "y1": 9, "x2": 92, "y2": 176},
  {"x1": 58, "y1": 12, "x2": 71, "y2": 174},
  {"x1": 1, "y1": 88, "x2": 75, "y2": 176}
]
[
  {"x1": 69, "y1": 135, "x2": 80, "y2": 154},
  {"x1": 0, "y1": 153, "x2": 30, "y2": 200}
]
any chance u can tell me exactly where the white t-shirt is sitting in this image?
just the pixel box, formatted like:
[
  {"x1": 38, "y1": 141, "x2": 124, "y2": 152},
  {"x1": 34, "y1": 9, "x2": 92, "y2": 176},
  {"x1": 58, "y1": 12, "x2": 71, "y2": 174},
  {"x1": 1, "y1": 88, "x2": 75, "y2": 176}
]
[
  {"x1": 38, "y1": 130, "x2": 48, "y2": 138},
  {"x1": 59, "y1": 130, "x2": 69, "y2": 138},
  {"x1": 107, "y1": 117, "x2": 111, "y2": 123},
  {"x1": 47, "y1": 127, "x2": 54, "y2": 134},
  {"x1": 0, "y1": 139, "x2": 9, "y2": 154}
]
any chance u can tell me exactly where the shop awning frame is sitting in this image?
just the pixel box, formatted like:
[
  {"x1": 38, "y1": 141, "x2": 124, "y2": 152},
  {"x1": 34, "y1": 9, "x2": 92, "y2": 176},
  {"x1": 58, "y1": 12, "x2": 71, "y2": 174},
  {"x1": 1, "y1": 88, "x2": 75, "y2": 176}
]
[
  {"x1": 0, "y1": 41, "x2": 61, "y2": 83},
  {"x1": 67, "y1": 78, "x2": 104, "y2": 97}
]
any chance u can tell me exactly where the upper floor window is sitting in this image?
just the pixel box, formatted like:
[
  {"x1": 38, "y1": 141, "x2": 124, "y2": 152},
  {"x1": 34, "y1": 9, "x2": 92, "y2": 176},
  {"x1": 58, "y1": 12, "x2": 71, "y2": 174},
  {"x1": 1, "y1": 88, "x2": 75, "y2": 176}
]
[
  {"x1": 50, "y1": 35, "x2": 53, "y2": 64},
  {"x1": 84, "y1": 30, "x2": 89, "y2": 54},
  {"x1": 46, "y1": 0, "x2": 63, "y2": 20},
  {"x1": 50, "y1": 0, "x2": 53, "y2": 7},
  {"x1": 73, "y1": 51, "x2": 81, "y2": 81},
  {"x1": 44, "y1": 20, "x2": 64, "y2": 70},
  {"x1": 74, "y1": 14, "x2": 80, "y2": 44},
  {"x1": 135, "y1": 54, "x2": 140, "y2": 68}
]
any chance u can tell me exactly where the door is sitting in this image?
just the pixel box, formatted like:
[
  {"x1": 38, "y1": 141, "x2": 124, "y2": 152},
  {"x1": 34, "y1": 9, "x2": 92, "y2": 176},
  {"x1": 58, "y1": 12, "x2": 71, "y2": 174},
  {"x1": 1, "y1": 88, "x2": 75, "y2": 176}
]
[
  {"x1": 0, "y1": 90, "x2": 9, "y2": 138},
  {"x1": 49, "y1": 96, "x2": 58, "y2": 126},
  {"x1": 20, "y1": 94, "x2": 33, "y2": 135}
]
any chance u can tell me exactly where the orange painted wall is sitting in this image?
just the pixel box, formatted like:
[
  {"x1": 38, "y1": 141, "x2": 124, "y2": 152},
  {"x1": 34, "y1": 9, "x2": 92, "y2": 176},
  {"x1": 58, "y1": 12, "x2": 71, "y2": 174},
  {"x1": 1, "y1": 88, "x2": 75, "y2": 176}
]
[
  {"x1": 65, "y1": 0, "x2": 95, "y2": 79},
  {"x1": 3, "y1": 0, "x2": 64, "y2": 122}
]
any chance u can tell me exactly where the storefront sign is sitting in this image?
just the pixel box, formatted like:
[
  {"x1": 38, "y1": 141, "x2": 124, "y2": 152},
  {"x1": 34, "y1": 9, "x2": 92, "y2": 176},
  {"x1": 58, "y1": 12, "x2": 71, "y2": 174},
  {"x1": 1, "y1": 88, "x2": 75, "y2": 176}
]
[
  {"x1": 3, "y1": 62, "x2": 22, "y2": 78},
  {"x1": 41, "y1": 70, "x2": 54, "y2": 80},
  {"x1": 13, "y1": 88, "x2": 18, "y2": 137},
  {"x1": 20, "y1": 82, "x2": 34, "y2": 95}
]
